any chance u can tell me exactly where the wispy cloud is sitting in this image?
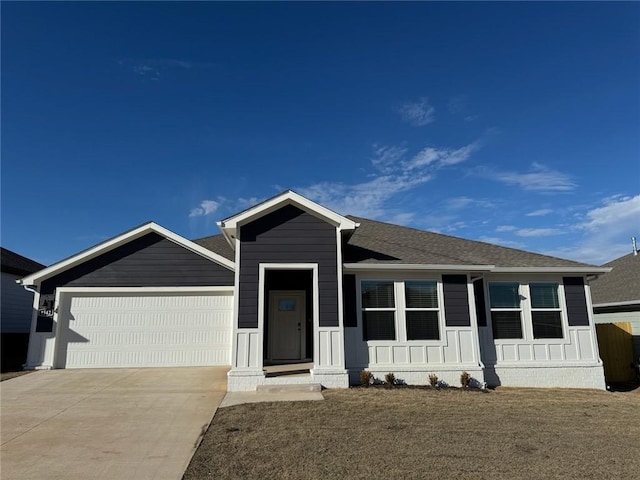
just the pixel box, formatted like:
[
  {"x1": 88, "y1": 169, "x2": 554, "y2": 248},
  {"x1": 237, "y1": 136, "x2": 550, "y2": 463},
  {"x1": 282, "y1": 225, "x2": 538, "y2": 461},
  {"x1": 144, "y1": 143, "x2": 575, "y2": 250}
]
[
  {"x1": 404, "y1": 141, "x2": 481, "y2": 170},
  {"x1": 298, "y1": 139, "x2": 482, "y2": 220},
  {"x1": 371, "y1": 144, "x2": 408, "y2": 174},
  {"x1": 396, "y1": 97, "x2": 435, "y2": 126},
  {"x1": 514, "y1": 227, "x2": 563, "y2": 237},
  {"x1": 189, "y1": 199, "x2": 221, "y2": 218},
  {"x1": 526, "y1": 208, "x2": 553, "y2": 217},
  {"x1": 117, "y1": 58, "x2": 216, "y2": 80},
  {"x1": 496, "y1": 225, "x2": 517, "y2": 232},
  {"x1": 445, "y1": 196, "x2": 494, "y2": 210},
  {"x1": 478, "y1": 236, "x2": 526, "y2": 249},
  {"x1": 543, "y1": 194, "x2": 640, "y2": 264},
  {"x1": 447, "y1": 95, "x2": 466, "y2": 114},
  {"x1": 485, "y1": 162, "x2": 577, "y2": 193}
]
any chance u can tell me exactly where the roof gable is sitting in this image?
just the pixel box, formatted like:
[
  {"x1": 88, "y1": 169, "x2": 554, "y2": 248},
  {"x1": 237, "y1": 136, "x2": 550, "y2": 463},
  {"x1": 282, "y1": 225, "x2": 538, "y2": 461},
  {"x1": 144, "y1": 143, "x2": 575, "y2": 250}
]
[
  {"x1": 217, "y1": 190, "x2": 358, "y2": 245},
  {"x1": 20, "y1": 222, "x2": 234, "y2": 286}
]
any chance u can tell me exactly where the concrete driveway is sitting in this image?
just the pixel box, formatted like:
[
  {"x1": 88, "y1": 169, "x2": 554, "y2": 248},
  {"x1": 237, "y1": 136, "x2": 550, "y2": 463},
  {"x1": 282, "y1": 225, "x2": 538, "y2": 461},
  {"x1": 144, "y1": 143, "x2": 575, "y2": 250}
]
[{"x1": 1, "y1": 367, "x2": 228, "y2": 480}]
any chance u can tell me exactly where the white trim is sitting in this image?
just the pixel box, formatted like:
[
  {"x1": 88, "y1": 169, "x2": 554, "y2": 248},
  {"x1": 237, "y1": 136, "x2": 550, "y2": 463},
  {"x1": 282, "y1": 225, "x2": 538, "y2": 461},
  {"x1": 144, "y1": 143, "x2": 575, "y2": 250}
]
[
  {"x1": 491, "y1": 266, "x2": 611, "y2": 274},
  {"x1": 344, "y1": 263, "x2": 495, "y2": 271},
  {"x1": 19, "y1": 222, "x2": 235, "y2": 285},
  {"x1": 55, "y1": 286, "x2": 234, "y2": 294},
  {"x1": 592, "y1": 300, "x2": 640, "y2": 308},
  {"x1": 345, "y1": 264, "x2": 609, "y2": 274},
  {"x1": 258, "y1": 263, "x2": 320, "y2": 370},
  {"x1": 219, "y1": 191, "x2": 358, "y2": 239}
]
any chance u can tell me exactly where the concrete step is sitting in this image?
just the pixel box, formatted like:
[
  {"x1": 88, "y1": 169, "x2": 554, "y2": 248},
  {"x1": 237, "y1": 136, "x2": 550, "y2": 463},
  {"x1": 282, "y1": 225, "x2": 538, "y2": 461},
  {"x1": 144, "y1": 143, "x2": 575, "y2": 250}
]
[{"x1": 256, "y1": 383, "x2": 322, "y2": 393}]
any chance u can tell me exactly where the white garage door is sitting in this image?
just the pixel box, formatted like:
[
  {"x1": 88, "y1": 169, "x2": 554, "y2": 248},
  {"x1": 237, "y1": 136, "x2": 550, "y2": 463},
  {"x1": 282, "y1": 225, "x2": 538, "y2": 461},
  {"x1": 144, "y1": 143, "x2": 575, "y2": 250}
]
[{"x1": 55, "y1": 290, "x2": 233, "y2": 368}]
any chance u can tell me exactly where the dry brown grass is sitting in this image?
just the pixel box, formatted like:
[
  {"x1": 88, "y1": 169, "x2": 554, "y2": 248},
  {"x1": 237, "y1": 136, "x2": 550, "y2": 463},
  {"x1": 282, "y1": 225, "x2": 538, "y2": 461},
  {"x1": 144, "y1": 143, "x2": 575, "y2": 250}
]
[{"x1": 184, "y1": 386, "x2": 640, "y2": 480}]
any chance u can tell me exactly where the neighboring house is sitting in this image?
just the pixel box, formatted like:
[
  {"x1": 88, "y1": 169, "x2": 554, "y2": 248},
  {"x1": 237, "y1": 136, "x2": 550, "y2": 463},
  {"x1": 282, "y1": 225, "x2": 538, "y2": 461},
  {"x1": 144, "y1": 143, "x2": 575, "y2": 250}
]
[
  {"x1": 590, "y1": 249, "x2": 640, "y2": 384},
  {"x1": 20, "y1": 191, "x2": 609, "y2": 390},
  {"x1": 1, "y1": 247, "x2": 46, "y2": 370}
]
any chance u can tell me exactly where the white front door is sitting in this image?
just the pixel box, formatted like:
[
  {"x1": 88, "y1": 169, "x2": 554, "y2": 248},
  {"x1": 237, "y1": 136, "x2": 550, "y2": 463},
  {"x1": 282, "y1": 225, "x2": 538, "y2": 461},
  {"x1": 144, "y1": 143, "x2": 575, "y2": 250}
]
[{"x1": 268, "y1": 291, "x2": 305, "y2": 361}]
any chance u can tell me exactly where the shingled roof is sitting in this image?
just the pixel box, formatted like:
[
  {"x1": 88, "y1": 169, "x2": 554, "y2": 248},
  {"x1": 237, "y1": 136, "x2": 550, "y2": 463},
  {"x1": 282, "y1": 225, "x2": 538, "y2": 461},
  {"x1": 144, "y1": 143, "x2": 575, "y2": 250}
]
[
  {"x1": 590, "y1": 253, "x2": 640, "y2": 306},
  {"x1": 193, "y1": 234, "x2": 235, "y2": 262},
  {"x1": 344, "y1": 216, "x2": 594, "y2": 268},
  {"x1": 193, "y1": 215, "x2": 596, "y2": 269},
  {"x1": 1, "y1": 247, "x2": 46, "y2": 276}
]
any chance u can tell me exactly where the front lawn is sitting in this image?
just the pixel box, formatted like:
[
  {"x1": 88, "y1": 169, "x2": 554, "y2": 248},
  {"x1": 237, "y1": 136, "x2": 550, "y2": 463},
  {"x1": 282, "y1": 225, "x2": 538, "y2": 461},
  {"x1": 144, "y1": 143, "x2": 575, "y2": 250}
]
[{"x1": 184, "y1": 386, "x2": 640, "y2": 479}]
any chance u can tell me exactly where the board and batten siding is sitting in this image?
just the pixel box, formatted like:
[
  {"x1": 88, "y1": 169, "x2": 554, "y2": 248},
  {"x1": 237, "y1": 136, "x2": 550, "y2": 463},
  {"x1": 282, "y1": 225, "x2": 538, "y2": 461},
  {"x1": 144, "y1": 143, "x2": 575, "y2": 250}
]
[
  {"x1": 238, "y1": 205, "x2": 339, "y2": 328},
  {"x1": 40, "y1": 233, "x2": 234, "y2": 294}
]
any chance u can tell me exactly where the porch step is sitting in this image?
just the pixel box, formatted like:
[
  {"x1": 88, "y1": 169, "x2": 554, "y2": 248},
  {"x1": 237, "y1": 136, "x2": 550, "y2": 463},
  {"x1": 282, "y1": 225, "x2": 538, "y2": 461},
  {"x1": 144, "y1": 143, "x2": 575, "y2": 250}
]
[{"x1": 256, "y1": 383, "x2": 322, "y2": 393}]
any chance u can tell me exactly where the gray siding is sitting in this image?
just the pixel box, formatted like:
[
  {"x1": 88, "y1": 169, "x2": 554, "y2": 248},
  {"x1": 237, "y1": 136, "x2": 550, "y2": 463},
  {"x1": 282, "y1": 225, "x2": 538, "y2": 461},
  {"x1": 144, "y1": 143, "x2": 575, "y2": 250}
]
[
  {"x1": 41, "y1": 233, "x2": 234, "y2": 294},
  {"x1": 343, "y1": 274, "x2": 357, "y2": 327},
  {"x1": 238, "y1": 205, "x2": 338, "y2": 329},
  {"x1": 442, "y1": 275, "x2": 471, "y2": 327},
  {"x1": 473, "y1": 279, "x2": 487, "y2": 327},
  {"x1": 563, "y1": 277, "x2": 590, "y2": 326},
  {"x1": 1, "y1": 272, "x2": 35, "y2": 333}
]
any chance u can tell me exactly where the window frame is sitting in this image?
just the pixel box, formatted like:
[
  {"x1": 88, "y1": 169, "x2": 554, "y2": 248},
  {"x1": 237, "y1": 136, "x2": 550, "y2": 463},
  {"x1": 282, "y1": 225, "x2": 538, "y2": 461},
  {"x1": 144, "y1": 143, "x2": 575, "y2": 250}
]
[
  {"x1": 404, "y1": 280, "x2": 441, "y2": 341},
  {"x1": 485, "y1": 278, "x2": 569, "y2": 343},
  {"x1": 488, "y1": 282, "x2": 524, "y2": 340},
  {"x1": 360, "y1": 280, "x2": 397, "y2": 341},
  {"x1": 529, "y1": 282, "x2": 564, "y2": 339},
  {"x1": 358, "y1": 276, "x2": 444, "y2": 344}
]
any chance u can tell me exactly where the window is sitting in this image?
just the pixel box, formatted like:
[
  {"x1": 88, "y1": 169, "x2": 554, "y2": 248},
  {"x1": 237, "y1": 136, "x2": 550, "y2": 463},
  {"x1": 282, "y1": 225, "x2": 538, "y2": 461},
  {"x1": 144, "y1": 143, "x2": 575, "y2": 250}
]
[
  {"x1": 489, "y1": 283, "x2": 523, "y2": 339},
  {"x1": 405, "y1": 281, "x2": 439, "y2": 340},
  {"x1": 361, "y1": 281, "x2": 395, "y2": 340},
  {"x1": 530, "y1": 283, "x2": 563, "y2": 338}
]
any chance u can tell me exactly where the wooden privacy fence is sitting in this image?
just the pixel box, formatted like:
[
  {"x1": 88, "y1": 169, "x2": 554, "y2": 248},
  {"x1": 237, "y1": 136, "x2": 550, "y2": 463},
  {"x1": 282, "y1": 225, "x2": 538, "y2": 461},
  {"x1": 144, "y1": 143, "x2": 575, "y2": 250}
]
[{"x1": 596, "y1": 322, "x2": 634, "y2": 383}]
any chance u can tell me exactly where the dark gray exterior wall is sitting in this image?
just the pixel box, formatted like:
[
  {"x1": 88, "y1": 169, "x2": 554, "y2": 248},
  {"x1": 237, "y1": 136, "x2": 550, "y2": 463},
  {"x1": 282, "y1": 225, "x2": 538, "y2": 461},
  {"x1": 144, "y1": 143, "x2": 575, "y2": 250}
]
[
  {"x1": 563, "y1": 276, "x2": 590, "y2": 326},
  {"x1": 342, "y1": 274, "x2": 357, "y2": 328},
  {"x1": 40, "y1": 233, "x2": 234, "y2": 294},
  {"x1": 442, "y1": 275, "x2": 471, "y2": 327},
  {"x1": 238, "y1": 205, "x2": 339, "y2": 329}
]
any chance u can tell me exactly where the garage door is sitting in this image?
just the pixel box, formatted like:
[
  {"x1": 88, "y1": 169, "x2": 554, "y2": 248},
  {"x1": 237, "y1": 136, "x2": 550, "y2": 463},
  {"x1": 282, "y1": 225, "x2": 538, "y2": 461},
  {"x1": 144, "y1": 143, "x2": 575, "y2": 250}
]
[{"x1": 55, "y1": 290, "x2": 233, "y2": 368}]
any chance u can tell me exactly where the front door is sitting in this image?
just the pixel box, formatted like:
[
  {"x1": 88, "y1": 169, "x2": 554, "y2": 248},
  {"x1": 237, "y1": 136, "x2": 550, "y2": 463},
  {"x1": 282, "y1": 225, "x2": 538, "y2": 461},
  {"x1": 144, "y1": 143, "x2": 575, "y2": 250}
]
[{"x1": 268, "y1": 291, "x2": 305, "y2": 361}]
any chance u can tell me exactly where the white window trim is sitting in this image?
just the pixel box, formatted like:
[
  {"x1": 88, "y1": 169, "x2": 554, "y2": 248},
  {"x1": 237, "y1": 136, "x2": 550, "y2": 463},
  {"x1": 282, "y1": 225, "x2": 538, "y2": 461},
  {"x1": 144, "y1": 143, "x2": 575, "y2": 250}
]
[
  {"x1": 488, "y1": 279, "x2": 571, "y2": 345},
  {"x1": 358, "y1": 276, "x2": 445, "y2": 344},
  {"x1": 403, "y1": 280, "x2": 442, "y2": 342},
  {"x1": 528, "y1": 282, "x2": 565, "y2": 340},
  {"x1": 489, "y1": 281, "x2": 524, "y2": 341}
]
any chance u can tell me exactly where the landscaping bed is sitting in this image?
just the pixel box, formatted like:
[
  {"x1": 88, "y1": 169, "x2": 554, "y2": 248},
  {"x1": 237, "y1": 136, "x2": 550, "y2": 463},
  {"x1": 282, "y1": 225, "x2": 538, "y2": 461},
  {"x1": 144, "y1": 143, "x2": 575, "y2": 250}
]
[{"x1": 184, "y1": 386, "x2": 640, "y2": 479}]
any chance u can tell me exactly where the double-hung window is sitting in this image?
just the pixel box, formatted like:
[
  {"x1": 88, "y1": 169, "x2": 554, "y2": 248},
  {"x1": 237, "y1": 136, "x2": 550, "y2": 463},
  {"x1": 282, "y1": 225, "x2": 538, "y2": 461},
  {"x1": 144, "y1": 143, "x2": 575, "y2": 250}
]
[
  {"x1": 405, "y1": 281, "x2": 440, "y2": 340},
  {"x1": 530, "y1": 283, "x2": 563, "y2": 338},
  {"x1": 361, "y1": 281, "x2": 396, "y2": 340},
  {"x1": 489, "y1": 283, "x2": 523, "y2": 339}
]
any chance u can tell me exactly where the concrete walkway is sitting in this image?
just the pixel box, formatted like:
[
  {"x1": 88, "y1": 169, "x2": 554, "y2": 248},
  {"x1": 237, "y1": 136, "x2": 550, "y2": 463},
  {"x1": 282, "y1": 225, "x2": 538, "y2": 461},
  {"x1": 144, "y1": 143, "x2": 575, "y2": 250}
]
[
  {"x1": 220, "y1": 383, "x2": 324, "y2": 408},
  {"x1": 0, "y1": 367, "x2": 228, "y2": 480}
]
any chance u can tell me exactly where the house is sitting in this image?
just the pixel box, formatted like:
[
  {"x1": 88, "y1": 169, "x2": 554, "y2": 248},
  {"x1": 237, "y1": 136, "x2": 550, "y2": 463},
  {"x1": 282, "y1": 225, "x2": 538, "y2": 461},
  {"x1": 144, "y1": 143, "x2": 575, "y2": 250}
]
[
  {"x1": 590, "y1": 248, "x2": 640, "y2": 384},
  {"x1": 1, "y1": 247, "x2": 46, "y2": 370},
  {"x1": 19, "y1": 190, "x2": 609, "y2": 390}
]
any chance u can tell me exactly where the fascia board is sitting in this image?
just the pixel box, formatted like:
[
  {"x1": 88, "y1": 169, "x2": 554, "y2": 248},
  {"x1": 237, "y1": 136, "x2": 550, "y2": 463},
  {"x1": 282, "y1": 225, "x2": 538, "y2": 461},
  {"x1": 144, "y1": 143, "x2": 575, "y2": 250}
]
[
  {"x1": 343, "y1": 263, "x2": 495, "y2": 271},
  {"x1": 490, "y1": 266, "x2": 612, "y2": 274},
  {"x1": 220, "y1": 191, "x2": 357, "y2": 232}
]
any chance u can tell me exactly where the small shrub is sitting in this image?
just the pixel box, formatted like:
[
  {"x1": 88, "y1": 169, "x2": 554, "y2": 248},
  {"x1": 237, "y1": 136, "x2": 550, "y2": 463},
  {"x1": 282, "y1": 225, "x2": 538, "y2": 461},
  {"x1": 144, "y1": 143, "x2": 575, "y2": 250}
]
[
  {"x1": 360, "y1": 370, "x2": 373, "y2": 387},
  {"x1": 385, "y1": 372, "x2": 396, "y2": 388},
  {"x1": 428, "y1": 373, "x2": 439, "y2": 388},
  {"x1": 460, "y1": 371, "x2": 471, "y2": 388}
]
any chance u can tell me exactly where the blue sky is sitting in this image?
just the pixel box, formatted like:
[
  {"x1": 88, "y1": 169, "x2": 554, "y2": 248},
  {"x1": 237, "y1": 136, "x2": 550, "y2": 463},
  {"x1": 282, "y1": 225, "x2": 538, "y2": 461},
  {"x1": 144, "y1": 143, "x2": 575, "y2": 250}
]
[{"x1": 2, "y1": 2, "x2": 639, "y2": 267}]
